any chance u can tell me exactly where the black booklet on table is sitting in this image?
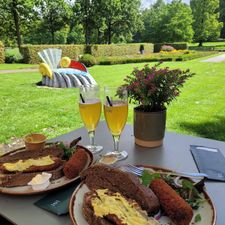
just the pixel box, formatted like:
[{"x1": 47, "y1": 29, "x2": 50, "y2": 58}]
[{"x1": 190, "y1": 145, "x2": 225, "y2": 181}]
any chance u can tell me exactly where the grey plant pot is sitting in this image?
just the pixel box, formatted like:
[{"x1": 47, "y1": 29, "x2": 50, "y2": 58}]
[{"x1": 134, "y1": 107, "x2": 167, "y2": 148}]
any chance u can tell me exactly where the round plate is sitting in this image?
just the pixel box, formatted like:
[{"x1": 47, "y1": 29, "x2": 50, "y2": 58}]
[
  {"x1": 0, "y1": 146, "x2": 93, "y2": 195},
  {"x1": 69, "y1": 165, "x2": 216, "y2": 225}
]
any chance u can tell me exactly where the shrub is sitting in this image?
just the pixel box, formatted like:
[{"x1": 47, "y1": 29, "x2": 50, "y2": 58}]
[
  {"x1": 20, "y1": 44, "x2": 85, "y2": 64},
  {"x1": 79, "y1": 54, "x2": 97, "y2": 67},
  {"x1": 86, "y1": 43, "x2": 153, "y2": 57},
  {"x1": 5, "y1": 48, "x2": 23, "y2": 63},
  {"x1": 0, "y1": 41, "x2": 5, "y2": 63},
  {"x1": 154, "y1": 42, "x2": 188, "y2": 53}
]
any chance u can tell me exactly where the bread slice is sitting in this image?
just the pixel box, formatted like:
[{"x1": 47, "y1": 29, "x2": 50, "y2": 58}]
[
  {"x1": 0, "y1": 146, "x2": 64, "y2": 163},
  {"x1": 0, "y1": 156, "x2": 64, "y2": 174},
  {"x1": 81, "y1": 164, "x2": 160, "y2": 215},
  {"x1": 83, "y1": 189, "x2": 159, "y2": 225},
  {"x1": 0, "y1": 145, "x2": 65, "y2": 187},
  {"x1": 0, "y1": 164, "x2": 65, "y2": 187}
]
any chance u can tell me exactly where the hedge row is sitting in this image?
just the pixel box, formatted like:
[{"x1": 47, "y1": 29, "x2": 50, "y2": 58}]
[
  {"x1": 97, "y1": 51, "x2": 216, "y2": 65},
  {"x1": 20, "y1": 45, "x2": 85, "y2": 64},
  {"x1": 20, "y1": 43, "x2": 153, "y2": 64},
  {"x1": 0, "y1": 41, "x2": 5, "y2": 63},
  {"x1": 154, "y1": 42, "x2": 188, "y2": 53},
  {"x1": 86, "y1": 43, "x2": 153, "y2": 57}
]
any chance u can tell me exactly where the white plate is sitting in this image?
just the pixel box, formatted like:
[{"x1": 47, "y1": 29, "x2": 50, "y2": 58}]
[
  {"x1": 69, "y1": 165, "x2": 216, "y2": 225},
  {"x1": 0, "y1": 146, "x2": 93, "y2": 195}
]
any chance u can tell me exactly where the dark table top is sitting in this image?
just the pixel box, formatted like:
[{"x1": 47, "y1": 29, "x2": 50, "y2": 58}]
[{"x1": 0, "y1": 121, "x2": 225, "y2": 225}]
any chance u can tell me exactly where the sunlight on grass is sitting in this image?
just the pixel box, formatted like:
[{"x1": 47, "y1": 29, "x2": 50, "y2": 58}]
[{"x1": 0, "y1": 64, "x2": 38, "y2": 70}]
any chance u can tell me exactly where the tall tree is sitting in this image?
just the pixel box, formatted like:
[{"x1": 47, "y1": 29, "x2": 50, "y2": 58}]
[
  {"x1": 100, "y1": 0, "x2": 142, "y2": 44},
  {"x1": 0, "y1": 0, "x2": 36, "y2": 49},
  {"x1": 142, "y1": 0, "x2": 193, "y2": 43},
  {"x1": 219, "y1": 0, "x2": 225, "y2": 38},
  {"x1": 36, "y1": 0, "x2": 71, "y2": 44},
  {"x1": 190, "y1": 0, "x2": 223, "y2": 46}
]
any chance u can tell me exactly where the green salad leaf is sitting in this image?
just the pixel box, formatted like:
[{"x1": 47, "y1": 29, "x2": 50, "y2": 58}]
[
  {"x1": 57, "y1": 142, "x2": 76, "y2": 160},
  {"x1": 194, "y1": 213, "x2": 202, "y2": 223},
  {"x1": 141, "y1": 170, "x2": 161, "y2": 186}
]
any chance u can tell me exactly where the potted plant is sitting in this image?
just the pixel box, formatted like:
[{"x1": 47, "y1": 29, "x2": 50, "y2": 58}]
[{"x1": 119, "y1": 62, "x2": 194, "y2": 148}]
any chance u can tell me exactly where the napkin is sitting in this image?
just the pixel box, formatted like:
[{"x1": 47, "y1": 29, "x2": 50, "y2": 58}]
[
  {"x1": 190, "y1": 145, "x2": 225, "y2": 181},
  {"x1": 34, "y1": 181, "x2": 80, "y2": 215}
]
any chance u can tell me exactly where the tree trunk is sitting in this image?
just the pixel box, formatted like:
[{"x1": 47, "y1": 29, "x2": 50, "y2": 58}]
[
  {"x1": 198, "y1": 40, "x2": 203, "y2": 47},
  {"x1": 51, "y1": 31, "x2": 55, "y2": 44},
  {"x1": 107, "y1": 22, "x2": 112, "y2": 44},
  {"x1": 11, "y1": 0, "x2": 22, "y2": 50}
]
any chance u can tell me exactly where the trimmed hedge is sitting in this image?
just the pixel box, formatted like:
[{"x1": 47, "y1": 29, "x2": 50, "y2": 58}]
[
  {"x1": 97, "y1": 51, "x2": 216, "y2": 65},
  {"x1": 20, "y1": 45, "x2": 85, "y2": 64},
  {"x1": 0, "y1": 41, "x2": 5, "y2": 63},
  {"x1": 154, "y1": 42, "x2": 188, "y2": 53},
  {"x1": 86, "y1": 43, "x2": 153, "y2": 57},
  {"x1": 21, "y1": 43, "x2": 154, "y2": 64}
]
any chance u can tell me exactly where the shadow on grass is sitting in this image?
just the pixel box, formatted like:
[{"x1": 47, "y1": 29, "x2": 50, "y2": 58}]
[{"x1": 179, "y1": 115, "x2": 225, "y2": 141}]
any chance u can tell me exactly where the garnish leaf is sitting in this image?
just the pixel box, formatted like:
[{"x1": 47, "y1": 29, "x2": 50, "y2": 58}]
[
  {"x1": 57, "y1": 142, "x2": 76, "y2": 160},
  {"x1": 141, "y1": 170, "x2": 161, "y2": 186},
  {"x1": 182, "y1": 179, "x2": 194, "y2": 189},
  {"x1": 194, "y1": 213, "x2": 202, "y2": 223}
]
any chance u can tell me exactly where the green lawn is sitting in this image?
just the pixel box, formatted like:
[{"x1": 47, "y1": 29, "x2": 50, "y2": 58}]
[
  {"x1": 0, "y1": 63, "x2": 38, "y2": 70},
  {"x1": 0, "y1": 56, "x2": 225, "y2": 143}
]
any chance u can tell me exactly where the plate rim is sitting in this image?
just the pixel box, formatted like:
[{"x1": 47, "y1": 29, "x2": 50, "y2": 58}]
[
  {"x1": 0, "y1": 145, "x2": 94, "y2": 195},
  {"x1": 69, "y1": 164, "x2": 217, "y2": 225}
]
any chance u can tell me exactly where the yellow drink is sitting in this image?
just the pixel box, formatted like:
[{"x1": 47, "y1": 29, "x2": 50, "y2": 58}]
[
  {"x1": 104, "y1": 102, "x2": 128, "y2": 136},
  {"x1": 79, "y1": 100, "x2": 101, "y2": 132}
]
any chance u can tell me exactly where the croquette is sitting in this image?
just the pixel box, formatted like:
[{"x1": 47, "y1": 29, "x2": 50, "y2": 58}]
[
  {"x1": 150, "y1": 178, "x2": 193, "y2": 225},
  {"x1": 63, "y1": 148, "x2": 88, "y2": 179}
]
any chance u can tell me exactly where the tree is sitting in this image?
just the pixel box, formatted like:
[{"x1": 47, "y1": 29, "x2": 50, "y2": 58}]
[
  {"x1": 142, "y1": 0, "x2": 193, "y2": 43},
  {"x1": 219, "y1": 0, "x2": 225, "y2": 38},
  {"x1": 100, "y1": 0, "x2": 142, "y2": 44},
  {"x1": 36, "y1": 0, "x2": 71, "y2": 44},
  {"x1": 0, "y1": 0, "x2": 36, "y2": 49},
  {"x1": 190, "y1": 0, "x2": 223, "y2": 46}
]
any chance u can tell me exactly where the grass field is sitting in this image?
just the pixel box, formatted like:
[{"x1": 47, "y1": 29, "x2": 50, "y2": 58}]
[{"x1": 0, "y1": 54, "x2": 224, "y2": 143}]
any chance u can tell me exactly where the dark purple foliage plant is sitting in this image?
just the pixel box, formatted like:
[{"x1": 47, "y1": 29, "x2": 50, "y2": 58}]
[{"x1": 119, "y1": 62, "x2": 194, "y2": 112}]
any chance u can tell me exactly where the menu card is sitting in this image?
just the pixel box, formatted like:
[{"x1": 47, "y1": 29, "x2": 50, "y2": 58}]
[{"x1": 190, "y1": 145, "x2": 225, "y2": 181}]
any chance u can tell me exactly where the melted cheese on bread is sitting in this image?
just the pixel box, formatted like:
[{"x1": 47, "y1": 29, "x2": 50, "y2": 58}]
[
  {"x1": 91, "y1": 189, "x2": 159, "y2": 225},
  {"x1": 3, "y1": 156, "x2": 54, "y2": 172}
]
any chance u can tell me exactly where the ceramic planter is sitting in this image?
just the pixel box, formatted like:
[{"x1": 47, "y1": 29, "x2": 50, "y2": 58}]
[{"x1": 134, "y1": 107, "x2": 166, "y2": 148}]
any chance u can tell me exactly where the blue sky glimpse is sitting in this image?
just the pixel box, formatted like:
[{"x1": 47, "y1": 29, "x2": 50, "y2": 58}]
[{"x1": 141, "y1": 0, "x2": 190, "y2": 9}]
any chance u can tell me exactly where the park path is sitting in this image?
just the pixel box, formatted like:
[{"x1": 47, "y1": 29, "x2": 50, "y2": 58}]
[
  {"x1": 201, "y1": 53, "x2": 225, "y2": 62},
  {"x1": 0, "y1": 68, "x2": 38, "y2": 74}
]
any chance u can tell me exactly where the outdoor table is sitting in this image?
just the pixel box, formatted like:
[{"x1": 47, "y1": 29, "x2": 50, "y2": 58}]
[{"x1": 0, "y1": 121, "x2": 225, "y2": 225}]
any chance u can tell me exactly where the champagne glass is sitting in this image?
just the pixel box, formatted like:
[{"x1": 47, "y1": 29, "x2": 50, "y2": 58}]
[
  {"x1": 103, "y1": 86, "x2": 128, "y2": 161},
  {"x1": 79, "y1": 85, "x2": 103, "y2": 153}
]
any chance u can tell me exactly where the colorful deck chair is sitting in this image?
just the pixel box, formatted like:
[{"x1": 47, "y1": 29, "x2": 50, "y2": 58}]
[{"x1": 38, "y1": 48, "x2": 97, "y2": 88}]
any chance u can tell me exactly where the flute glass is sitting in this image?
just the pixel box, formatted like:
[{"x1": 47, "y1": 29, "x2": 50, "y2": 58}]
[
  {"x1": 104, "y1": 86, "x2": 128, "y2": 161},
  {"x1": 79, "y1": 85, "x2": 103, "y2": 153}
]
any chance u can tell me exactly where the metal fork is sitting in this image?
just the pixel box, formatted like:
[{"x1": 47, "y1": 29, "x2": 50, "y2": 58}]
[{"x1": 122, "y1": 164, "x2": 208, "y2": 178}]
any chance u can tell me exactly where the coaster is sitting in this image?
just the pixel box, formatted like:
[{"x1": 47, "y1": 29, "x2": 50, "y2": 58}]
[{"x1": 190, "y1": 145, "x2": 225, "y2": 181}]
